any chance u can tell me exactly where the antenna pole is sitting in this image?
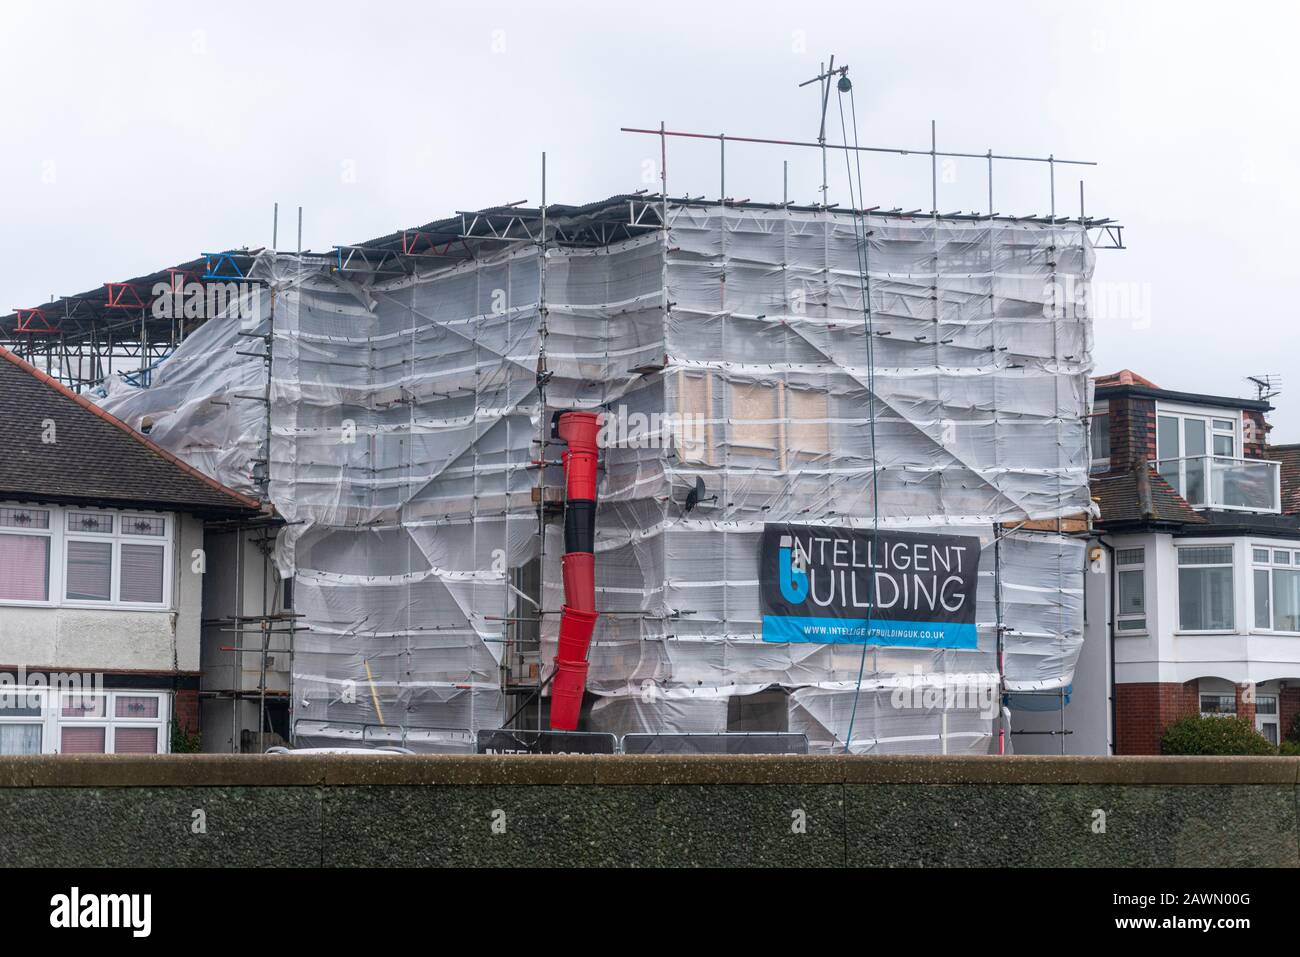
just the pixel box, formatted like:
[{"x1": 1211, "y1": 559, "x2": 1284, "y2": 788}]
[{"x1": 799, "y1": 55, "x2": 848, "y2": 208}]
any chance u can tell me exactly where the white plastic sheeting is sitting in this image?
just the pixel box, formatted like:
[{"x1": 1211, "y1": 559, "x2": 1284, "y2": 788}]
[{"x1": 96, "y1": 202, "x2": 1094, "y2": 753}]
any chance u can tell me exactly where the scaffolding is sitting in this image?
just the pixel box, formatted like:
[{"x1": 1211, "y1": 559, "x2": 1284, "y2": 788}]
[{"x1": 4, "y1": 58, "x2": 1120, "y2": 754}]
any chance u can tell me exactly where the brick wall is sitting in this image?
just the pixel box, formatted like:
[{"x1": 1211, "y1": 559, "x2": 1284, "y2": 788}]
[
  {"x1": 173, "y1": 689, "x2": 199, "y2": 736},
  {"x1": 1243, "y1": 409, "x2": 1270, "y2": 458},
  {"x1": 1282, "y1": 685, "x2": 1300, "y2": 743},
  {"x1": 1103, "y1": 395, "x2": 1156, "y2": 473},
  {"x1": 1236, "y1": 683, "x2": 1257, "y2": 729},
  {"x1": 1114, "y1": 681, "x2": 1199, "y2": 755}
]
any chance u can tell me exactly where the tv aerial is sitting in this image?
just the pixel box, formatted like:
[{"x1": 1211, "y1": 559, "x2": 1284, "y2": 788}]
[{"x1": 1247, "y1": 374, "x2": 1282, "y2": 403}]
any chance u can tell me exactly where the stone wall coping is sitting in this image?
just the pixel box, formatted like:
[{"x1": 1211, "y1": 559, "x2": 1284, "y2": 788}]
[{"x1": 0, "y1": 754, "x2": 1296, "y2": 788}]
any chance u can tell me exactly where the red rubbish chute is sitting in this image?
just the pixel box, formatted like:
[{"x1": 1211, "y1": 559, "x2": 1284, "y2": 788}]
[{"x1": 549, "y1": 411, "x2": 601, "y2": 730}]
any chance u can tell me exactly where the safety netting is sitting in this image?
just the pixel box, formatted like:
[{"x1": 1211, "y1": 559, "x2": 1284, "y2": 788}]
[{"x1": 98, "y1": 201, "x2": 1094, "y2": 753}]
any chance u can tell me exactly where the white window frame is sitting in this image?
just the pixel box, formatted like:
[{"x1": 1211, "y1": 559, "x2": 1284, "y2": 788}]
[
  {"x1": 1113, "y1": 546, "x2": 1147, "y2": 634},
  {"x1": 1250, "y1": 544, "x2": 1300, "y2": 635},
  {"x1": 0, "y1": 501, "x2": 174, "y2": 611},
  {"x1": 0, "y1": 685, "x2": 50, "y2": 755},
  {"x1": 1155, "y1": 405, "x2": 1243, "y2": 508},
  {"x1": 1198, "y1": 692, "x2": 1237, "y2": 718},
  {"x1": 1255, "y1": 693, "x2": 1280, "y2": 745},
  {"x1": 0, "y1": 687, "x2": 170, "y2": 755},
  {"x1": 0, "y1": 504, "x2": 55, "y2": 606},
  {"x1": 1175, "y1": 543, "x2": 1236, "y2": 634},
  {"x1": 1155, "y1": 404, "x2": 1240, "y2": 461},
  {"x1": 1089, "y1": 400, "x2": 1110, "y2": 472}
]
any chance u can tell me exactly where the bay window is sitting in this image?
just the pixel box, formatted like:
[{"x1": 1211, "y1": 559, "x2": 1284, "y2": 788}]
[
  {"x1": 0, "y1": 502, "x2": 171, "y2": 609},
  {"x1": 1252, "y1": 546, "x2": 1300, "y2": 632},
  {"x1": 0, "y1": 688, "x2": 169, "y2": 754},
  {"x1": 1177, "y1": 545, "x2": 1234, "y2": 631}
]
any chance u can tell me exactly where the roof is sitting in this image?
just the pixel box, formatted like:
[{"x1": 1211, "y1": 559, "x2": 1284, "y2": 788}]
[
  {"x1": 1093, "y1": 376, "x2": 1273, "y2": 413},
  {"x1": 0, "y1": 347, "x2": 262, "y2": 518},
  {"x1": 1094, "y1": 369, "x2": 1160, "y2": 389},
  {"x1": 4, "y1": 195, "x2": 1122, "y2": 343},
  {"x1": 0, "y1": 251, "x2": 260, "y2": 343},
  {"x1": 1265, "y1": 443, "x2": 1300, "y2": 514},
  {"x1": 1091, "y1": 466, "x2": 1208, "y2": 527}
]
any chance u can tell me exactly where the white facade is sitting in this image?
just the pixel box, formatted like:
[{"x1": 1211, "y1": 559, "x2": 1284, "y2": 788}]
[
  {"x1": 0, "y1": 501, "x2": 206, "y2": 754},
  {"x1": 1107, "y1": 530, "x2": 1300, "y2": 689}
]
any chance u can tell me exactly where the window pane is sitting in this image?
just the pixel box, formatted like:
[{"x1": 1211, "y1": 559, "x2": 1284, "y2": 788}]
[
  {"x1": 1256, "y1": 695, "x2": 1278, "y2": 716},
  {"x1": 66, "y1": 540, "x2": 112, "y2": 600},
  {"x1": 1116, "y1": 547, "x2": 1144, "y2": 566},
  {"x1": 1179, "y1": 546, "x2": 1233, "y2": 566},
  {"x1": 1179, "y1": 566, "x2": 1234, "y2": 630},
  {"x1": 1275, "y1": 551, "x2": 1291, "y2": 565},
  {"x1": 123, "y1": 516, "x2": 165, "y2": 537},
  {"x1": 0, "y1": 689, "x2": 42, "y2": 718},
  {"x1": 1116, "y1": 618, "x2": 1146, "y2": 631},
  {"x1": 1184, "y1": 418, "x2": 1206, "y2": 456},
  {"x1": 61, "y1": 726, "x2": 106, "y2": 753},
  {"x1": 1261, "y1": 723, "x2": 1278, "y2": 745},
  {"x1": 67, "y1": 511, "x2": 114, "y2": 533},
  {"x1": 0, "y1": 534, "x2": 50, "y2": 601},
  {"x1": 0, "y1": 507, "x2": 49, "y2": 529},
  {"x1": 1118, "y1": 569, "x2": 1145, "y2": 615},
  {"x1": 1274, "y1": 569, "x2": 1300, "y2": 632},
  {"x1": 1253, "y1": 548, "x2": 1270, "y2": 564},
  {"x1": 113, "y1": 727, "x2": 158, "y2": 754},
  {"x1": 115, "y1": 696, "x2": 160, "y2": 719},
  {"x1": 0, "y1": 724, "x2": 42, "y2": 754},
  {"x1": 120, "y1": 544, "x2": 164, "y2": 603},
  {"x1": 1200, "y1": 694, "x2": 1236, "y2": 714},
  {"x1": 1255, "y1": 569, "x2": 1271, "y2": 629},
  {"x1": 1157, "y1": 415, "x2": 1180, "y2": 460},
  {"x1": 1213, "y1": 434, "x2": 1234, "y2": 457},
  {"x1": 61, "y1": 693, "x2": 106, "y2": 718},
  {"x1": 1091, "y1": 410, "x2": 1110, "y2": 460}
]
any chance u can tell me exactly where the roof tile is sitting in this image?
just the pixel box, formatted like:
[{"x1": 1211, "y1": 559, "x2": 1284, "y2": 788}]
[{"x1": 0, "y1": 347, "x2": 260, "y2": 516}]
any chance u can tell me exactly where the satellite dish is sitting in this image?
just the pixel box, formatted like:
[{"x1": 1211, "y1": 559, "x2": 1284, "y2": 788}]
[{"x1": 684, "y1": 476, "x2": 717, "y2": 513}]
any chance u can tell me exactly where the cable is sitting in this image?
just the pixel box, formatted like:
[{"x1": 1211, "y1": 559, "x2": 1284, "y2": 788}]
[{"x1": 836, "y1": 80, "x2": 881, "y2": 754}]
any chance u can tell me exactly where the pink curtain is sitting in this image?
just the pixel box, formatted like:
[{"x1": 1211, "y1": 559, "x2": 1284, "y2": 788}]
[
  {"x1": 0, "y1": 535, "x2": 49, "y2": 600},
  {"x1": 60, "y1": 727, "x2": 106, "y2": 753},
  {"x1": 113, "y1": 727, "x2": 158, "y2": 754}
]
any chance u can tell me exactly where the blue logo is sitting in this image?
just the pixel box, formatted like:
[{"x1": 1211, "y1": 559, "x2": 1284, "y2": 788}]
[{"x1": 778, "y1": 536, "x2": 810, "y2": 603}]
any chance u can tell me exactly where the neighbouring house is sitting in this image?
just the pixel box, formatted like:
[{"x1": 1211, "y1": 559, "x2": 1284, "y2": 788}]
[
  {"x1": 0, "y1": 346, "x2": 261, "y2": 755},
  {"x1": 1082, "y1": 369, "x2": 1300, "y2": 754}
]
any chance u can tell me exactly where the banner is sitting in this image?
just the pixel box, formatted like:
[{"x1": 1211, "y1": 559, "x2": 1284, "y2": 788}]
[{"x1": 759, "y1": 524, "x2": 981, "y2": 648}]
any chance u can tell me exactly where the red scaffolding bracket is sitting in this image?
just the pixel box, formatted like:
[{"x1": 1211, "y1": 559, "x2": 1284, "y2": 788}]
[
  {"x1": 14, "y1": 308, "x2": 59, "y2": 333},
  {"x1": 165, "y1": 267, "x2": 197, "y2": 291},
  {"x1": 104, "y1": 282, "x2": 148, "y2": 310}
]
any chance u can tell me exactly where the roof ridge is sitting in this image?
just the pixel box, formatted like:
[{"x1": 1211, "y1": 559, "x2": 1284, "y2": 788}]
[{"x1": 0, "y1": 346, "x2": 263, "y2": 513}]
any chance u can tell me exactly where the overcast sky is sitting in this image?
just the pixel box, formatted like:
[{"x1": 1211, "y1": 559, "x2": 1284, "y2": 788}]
[{"x1": 3, "y1": 1, "x2": 1298, "y2": 437}]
